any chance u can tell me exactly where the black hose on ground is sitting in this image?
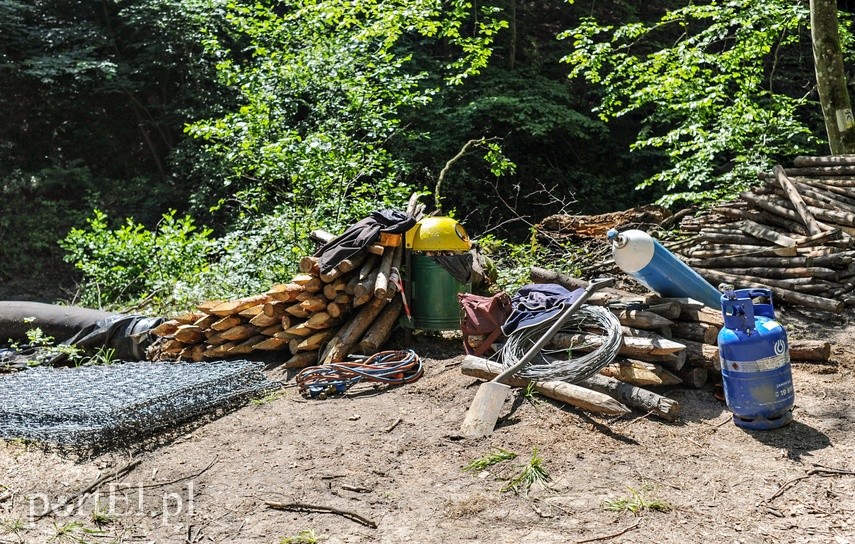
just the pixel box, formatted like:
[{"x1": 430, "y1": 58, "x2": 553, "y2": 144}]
[
  {"x1": 0, "y1": 301, "x2": 163, "y2": 363},
  {"x1": 0, "y1": 301, "x2": 117, "y2": 342}
]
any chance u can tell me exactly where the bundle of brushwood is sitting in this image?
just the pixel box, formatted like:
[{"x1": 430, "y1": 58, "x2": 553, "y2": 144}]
[
  {"x1": 148, "y1": 198, "x2": 427, "y2": 367},
  {"x1": 463, "y1": 266, "x2": 832, "y2": 421},
  {"x1": 537, "y1": 205, "x2": 672, "y2": 242},
  {"x1": 534, "y1": 205, "x2": 679, "y2": 279},
  {"x1": 673, "y1": 156, "x2": 855, "y2": 314}
]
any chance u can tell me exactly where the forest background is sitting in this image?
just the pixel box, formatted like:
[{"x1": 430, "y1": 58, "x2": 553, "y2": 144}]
[{"x1": 0, "y1": 0, "x2": 848, "y2": 315}]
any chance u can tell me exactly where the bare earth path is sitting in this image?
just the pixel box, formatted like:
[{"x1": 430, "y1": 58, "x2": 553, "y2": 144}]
[{"x1": 1, "y1": 310, "x2": 854, "y2": 544}]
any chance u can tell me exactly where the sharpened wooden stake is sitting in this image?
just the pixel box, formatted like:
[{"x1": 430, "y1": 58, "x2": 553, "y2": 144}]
[
  {"x1": 250, "y1": 312, "x2": 280, "y2": 327},
  {"x1": 547, "y1": 332, "x2": 686, "y2": 358},
  {"x1": 210, "y1": 316, "x2": 242, "y2": 331},
  {"x1": 207, "y1": 295, "x2": 270, "y2": 317},
  {"x1": 373, "y1": 242, "x2": 396, "y2": 299},
  {"x1": 173, "y1": 325, "x2": 205, "y2": 344},
  {"x1": 266, "y1": 283, "x2": 304, "y2": 302},
  {"x1": 321, "y1": 297, "x2": 389, "y2": 364},
  {"x1": 284, "y1": 351, "x2": 318, "y2": 368},
  {"x1": 738, "y1": 219, "x2": 797, "y2": 247},
  {"x1": 356, "y1": 297, "x2": 403, "y2": 355},
  {"x1": 599, "y1": 359, "x2": 682, "y2": 387}
]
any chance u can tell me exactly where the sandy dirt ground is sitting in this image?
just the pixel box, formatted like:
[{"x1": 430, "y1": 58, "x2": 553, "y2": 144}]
[{"x1": 1, "y1": 307, "x2": 855, "y2": 544}]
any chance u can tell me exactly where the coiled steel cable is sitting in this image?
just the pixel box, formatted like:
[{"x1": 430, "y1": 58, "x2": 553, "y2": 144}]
[{"x1": 498, "y1": 305, "x2": 623, "y2": 383}]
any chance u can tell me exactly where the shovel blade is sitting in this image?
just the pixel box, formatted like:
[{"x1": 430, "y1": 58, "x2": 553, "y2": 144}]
[{"x1": 460, "y1": 381, "x2": 512, "y2": 438}]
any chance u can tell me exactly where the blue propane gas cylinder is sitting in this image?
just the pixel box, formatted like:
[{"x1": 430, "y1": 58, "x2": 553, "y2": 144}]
[
  {"x1": 718, "y1": 288, "x2": 794, "y2": 430},
  {"x1": 607, "y1": 229, "x2": 721, "y2": 308}
]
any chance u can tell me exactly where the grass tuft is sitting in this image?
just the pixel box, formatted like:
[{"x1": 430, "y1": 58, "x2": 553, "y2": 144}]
[
  {"x1": 251, "y1": 390, "x2": 284, "y2": 406},
  {"x1": 280, "y1": 529, "x2": 319, "y2": 544},
  {"x1": 90, "y1": 502, "x2": 118, "y2": 525},
  {"x1": 463, "y1": 448, "x2": 518, "y2": 473},
  {"x1": 1, "y1": 517, "x2": 25, "y2": 535},
  {"x1": 521, "y1": 381, "x2": 540, "y2": 408},
  {"x1": 501, "y1": 448, "x2": 551, "y2": 495},
  {"x1": 48, "y1": 520, "x2": 105, "y2": 543},
  {"x1": 602, "y1": 484, "x2": 672, "y2": 515}
]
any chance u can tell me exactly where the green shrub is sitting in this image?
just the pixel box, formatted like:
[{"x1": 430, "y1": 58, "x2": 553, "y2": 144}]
[
  {"x1": 59, "y1": 188, "x2": 415, "y2": 314},
  {"x1": 477, "y1": 228, "x2": 578, "y2": 292},
  {"x1": 60, "y1": 209, "x2": 215, "y2": 312}
]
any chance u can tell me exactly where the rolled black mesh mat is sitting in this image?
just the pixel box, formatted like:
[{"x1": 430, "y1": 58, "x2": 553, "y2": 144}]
[{"x1": 0, "y1": 360, "x2": 279, "y2": 450}]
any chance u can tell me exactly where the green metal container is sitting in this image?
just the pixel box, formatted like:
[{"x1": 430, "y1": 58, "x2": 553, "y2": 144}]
[{"x1": 408, "y1": 253, "x2": 471, "y2": 331}]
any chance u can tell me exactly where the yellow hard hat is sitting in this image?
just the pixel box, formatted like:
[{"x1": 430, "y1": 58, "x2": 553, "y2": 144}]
[{"x1": 405, "y1": 217, "x2": 471, "y2": 251}]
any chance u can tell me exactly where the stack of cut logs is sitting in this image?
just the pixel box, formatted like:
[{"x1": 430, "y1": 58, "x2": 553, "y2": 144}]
[
  {"x1": 147, "y1": 230, "x2": 406, "y2": 368},
  {"x1": 672, "y1": 156, "x2": 855, "y2": 314},
  {"x1": 462, "y1": 266, "x2": 832, "y2": 421}
]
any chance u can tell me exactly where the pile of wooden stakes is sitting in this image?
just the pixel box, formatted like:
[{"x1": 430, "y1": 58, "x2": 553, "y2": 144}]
[
  {"x1": 463, "y1": 266, "x2": 831, "y2": 421},
  {"x1": 672, "y1": 156, "x2": 855, "y2": 314},
  {"x1": 148, "y1": 230, "x2": 406, "y2": 368}
]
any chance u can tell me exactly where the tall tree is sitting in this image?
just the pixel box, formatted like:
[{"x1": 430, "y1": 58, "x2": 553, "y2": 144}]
[{"x1": 811, "y1": 0, "x2": 855, "y2": 154}]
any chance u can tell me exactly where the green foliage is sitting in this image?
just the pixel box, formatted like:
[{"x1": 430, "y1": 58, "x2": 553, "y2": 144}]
[
  {"x1": 187, "y1": 0, "x2": 506, "y2": 219},
  {"x1": 19, "y1": 0, "x2": 827, "y2": 305},
  {"x1": 463, "y1": 448, "x2": 518, "y2": 472},
  {"x1": 59, "y1": 197, "x2": 425, "y2": 312},
  {"x1": 603, "y1": 484, "x2": 673, "y2": 515},
  {"x1": 86, "y1": 347, "x2": 118, "y2": 367},
  {"x1": 183, "y1": 207, "x2": 312, "y2": 303},
  {"x1": 433, "y1": 137, "x2": 516, "y2": 213},
  {"x1": 397, "y1": 65, "x2": 635, "y2": 236},
  {"x1": 60, "y1": 209, "x2": 215, "y2": 312},
  {"x1": 0, "y1": 0, "x2": 230, "y2": 187},
  {"x1": 171, "y1": 199, "x2": 402, "y2": 306},
  {"x1": 483, "y1": 142, "x2": 517, "y2": 178},
  {"x1": 250, "y1": 389, "x2": 284, "y2": 406},
  {"x1": 0, "y1": 0, "x2": 235, "y2": 294},
  {"x1": 0, "y1": 166, "x2": 96, "y2": 284},
  {"x1": 562, "y1": 0, "x2": 822, "y2": 206},
  {"x1": 5, "y1": 327, "x2": 81, "y2": 367},
  {"x1": 441, "y1": 69, "x2": 605, "y2": 142},
  {"x1": 521, "y1": 381, "x2": 540, "y2": 408},
  {"x1": 6, "y1": 326, "x2": 121, "y2": 368},
  {"x1": 477, "y1": 228, "x2": 565, "y2": 292}
]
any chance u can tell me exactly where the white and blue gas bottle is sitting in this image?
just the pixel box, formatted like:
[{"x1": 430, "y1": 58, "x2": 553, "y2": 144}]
[{"x1": 607, "y1": 228, "x2": 721, "y2": 308}]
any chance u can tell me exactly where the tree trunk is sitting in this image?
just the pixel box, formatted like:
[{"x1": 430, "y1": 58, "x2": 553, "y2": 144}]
[
  {"x1": 508, "y1": 0, "x2": 517, "y2": 70},
  {"x1": 811, "y1": 0, "x2": 855, "y2": 154}
]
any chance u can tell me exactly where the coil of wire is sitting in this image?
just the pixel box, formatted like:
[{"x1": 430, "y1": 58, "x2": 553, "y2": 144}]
[
  {"x1": 498, "y1": 305, "x2": 622, "y2": 383},
  {"x1": 295, "y1": 349, "x2": 424, "y2": 399}
]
